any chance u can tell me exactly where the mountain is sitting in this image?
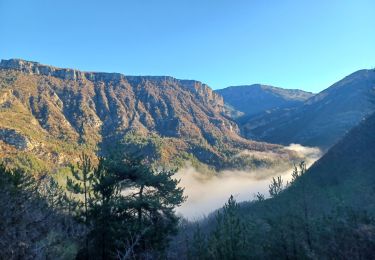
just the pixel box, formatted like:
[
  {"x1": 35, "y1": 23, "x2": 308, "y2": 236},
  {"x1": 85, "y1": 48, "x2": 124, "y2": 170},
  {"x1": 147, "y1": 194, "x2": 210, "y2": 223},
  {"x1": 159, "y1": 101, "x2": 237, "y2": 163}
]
[
  {"x1": 216, "y1": 84, "x2": 314, "y2": 118},
  {"x1": 0, "y1": 59, "x2": 300, "y2": 174},
  {"x1": 295, "y1": 111, "x2": 375, "y2": 210},
  {"x1": 281, "y1": 110, "x2": 375, "y2": 212},
  {"x1": 189, "y1": 110, "x2": 375, "y2": 260},
  {"x1": 242, "y1": 69, "x2": 375, "y2": 148}
]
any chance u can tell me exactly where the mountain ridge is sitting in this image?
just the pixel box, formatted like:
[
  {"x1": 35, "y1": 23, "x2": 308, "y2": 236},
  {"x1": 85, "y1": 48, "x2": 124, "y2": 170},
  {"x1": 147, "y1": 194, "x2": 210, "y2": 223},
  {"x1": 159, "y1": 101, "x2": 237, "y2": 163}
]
[
  {"x1": 0, "y1": 59, "x2": 222, "y2": 99},
  {"x1": 241, "y1": 68, "x2": 375, "y2": 148},
  {"x1": 216, "y1": 84, "x2": 314, "y2": 117},
  {"x1": 0, "y1": 59, "x2": 301, "y2": 174}
]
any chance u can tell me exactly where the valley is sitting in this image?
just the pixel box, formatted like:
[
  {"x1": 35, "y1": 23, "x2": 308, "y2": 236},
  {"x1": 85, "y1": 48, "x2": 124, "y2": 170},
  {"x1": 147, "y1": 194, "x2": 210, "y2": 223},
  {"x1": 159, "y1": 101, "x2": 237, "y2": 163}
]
[
  {"x1": 1, "y1": 1, "x2": 374, "y2": 258},
  {"x1": 0, "y1": 59, "x2": 308, "y2": 175},
  {"x1": 0, "y1": 59, "x2": 374, "y2": 259}
]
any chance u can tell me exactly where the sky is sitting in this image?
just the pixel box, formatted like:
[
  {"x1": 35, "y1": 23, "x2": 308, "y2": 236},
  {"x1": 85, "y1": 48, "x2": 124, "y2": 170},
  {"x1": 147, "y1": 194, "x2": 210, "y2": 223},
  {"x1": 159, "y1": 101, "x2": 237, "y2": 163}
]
[{"x1": 0, "y1": 0, "x2": 374, "y2": 92}]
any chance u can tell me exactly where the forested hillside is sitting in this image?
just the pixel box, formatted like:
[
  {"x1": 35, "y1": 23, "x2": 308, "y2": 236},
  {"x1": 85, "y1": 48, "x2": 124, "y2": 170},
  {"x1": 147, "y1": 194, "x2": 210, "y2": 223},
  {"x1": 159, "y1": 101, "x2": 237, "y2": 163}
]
[{"x1": 181, "y1": 112, "x2": 375, "y2": 259}]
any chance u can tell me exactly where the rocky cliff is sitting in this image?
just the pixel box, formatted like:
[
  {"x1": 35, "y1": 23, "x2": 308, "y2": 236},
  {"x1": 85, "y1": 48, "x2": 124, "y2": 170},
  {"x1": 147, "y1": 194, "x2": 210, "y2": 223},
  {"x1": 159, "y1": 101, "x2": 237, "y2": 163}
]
[{"x1": 0, "y1": 59, "x2": 299, "y2": 173}]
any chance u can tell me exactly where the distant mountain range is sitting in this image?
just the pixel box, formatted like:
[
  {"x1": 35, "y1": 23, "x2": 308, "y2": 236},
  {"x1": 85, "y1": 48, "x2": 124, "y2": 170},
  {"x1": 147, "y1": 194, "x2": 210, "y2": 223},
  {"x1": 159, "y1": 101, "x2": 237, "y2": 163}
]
[
  {"x1": 0, "y1": 59, "x2": 299, "y2": 173},
  {"x1": 236, "y1": 69, "x2": 375, "y2": 149},
  {"x1": 216, "y1": 84, "x2": 314, "y2": 117}
]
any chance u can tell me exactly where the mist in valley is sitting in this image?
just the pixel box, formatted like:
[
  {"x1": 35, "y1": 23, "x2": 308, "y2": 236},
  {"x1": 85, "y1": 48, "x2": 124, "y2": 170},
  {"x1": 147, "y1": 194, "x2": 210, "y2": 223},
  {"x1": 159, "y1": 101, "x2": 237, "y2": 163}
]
[{"x1": 176, "y1": 144, "x2": 322, "y2": 220}]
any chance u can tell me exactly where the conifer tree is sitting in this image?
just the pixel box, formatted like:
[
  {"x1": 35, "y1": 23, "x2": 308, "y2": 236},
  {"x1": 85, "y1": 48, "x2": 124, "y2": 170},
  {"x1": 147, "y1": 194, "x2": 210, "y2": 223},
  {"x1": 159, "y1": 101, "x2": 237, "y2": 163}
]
[
  {"x1": 209, "y1": 195, "x2": 249, "y2": 259},
  {"x1": 269, "y1": 176, "x2": 284, "y2": 197},
  {"x1": 66, "y1": 153, "x2": 94, "y2": 259},
  {"x1": 66, "y1": 155, "x2": 186, "y2": 259},
  {"x1": 188, "y1": 224, "x2": 208, "y2": 260},
  {"x1": 105, "y1": 156, "x2": 186, "y2": 257}
]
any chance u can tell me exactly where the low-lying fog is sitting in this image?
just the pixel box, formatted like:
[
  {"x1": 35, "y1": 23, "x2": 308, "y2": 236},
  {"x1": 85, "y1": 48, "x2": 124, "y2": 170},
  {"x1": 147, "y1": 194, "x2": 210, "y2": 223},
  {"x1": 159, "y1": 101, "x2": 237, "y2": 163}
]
[{"x1": 175, "y1": 144, "x2": 322, "y2": 220}]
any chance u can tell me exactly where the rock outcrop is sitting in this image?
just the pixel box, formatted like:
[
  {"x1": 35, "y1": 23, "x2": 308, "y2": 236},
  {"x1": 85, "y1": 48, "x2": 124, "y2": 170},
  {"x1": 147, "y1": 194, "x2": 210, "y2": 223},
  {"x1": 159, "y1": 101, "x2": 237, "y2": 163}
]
[
  {"x1": 0, "y1": 128, "x2": 31, "y2": 150},
  {"x1": 0, "y1": 59, "x2": 227, "y2": 111}
]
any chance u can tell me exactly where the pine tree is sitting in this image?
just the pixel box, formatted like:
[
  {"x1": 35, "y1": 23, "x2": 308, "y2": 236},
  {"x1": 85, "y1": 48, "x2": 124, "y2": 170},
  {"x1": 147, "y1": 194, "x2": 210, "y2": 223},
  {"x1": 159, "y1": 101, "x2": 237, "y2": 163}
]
[
  {"x1": 188, "y1": 224, "x2": 208, "y2": 260},
  {"x1": 89, "y1": 157, "x2": 118, "y2": 258},
  {"x1": 209, "y1": 195, "x2": 249, "y2": 259},
  {"x1": 269, "y1": 176, "x2": 284, "y2": 197},
  {"x1": 105, "y1": 156, "x2": 186, "y2": 257},
  {"x1": 66, "y1": 155, "x2": 186, "y2": 259},
  {"x1": 66, "y1": 153, "x2": 94, "y2": 259}
]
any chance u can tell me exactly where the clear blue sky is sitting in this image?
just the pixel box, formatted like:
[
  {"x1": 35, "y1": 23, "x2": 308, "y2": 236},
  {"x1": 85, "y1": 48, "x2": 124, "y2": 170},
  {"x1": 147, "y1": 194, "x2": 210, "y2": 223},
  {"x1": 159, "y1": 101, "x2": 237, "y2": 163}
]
[{"x1": 0, "y1": 0, "x2": 374, "y2": 92}]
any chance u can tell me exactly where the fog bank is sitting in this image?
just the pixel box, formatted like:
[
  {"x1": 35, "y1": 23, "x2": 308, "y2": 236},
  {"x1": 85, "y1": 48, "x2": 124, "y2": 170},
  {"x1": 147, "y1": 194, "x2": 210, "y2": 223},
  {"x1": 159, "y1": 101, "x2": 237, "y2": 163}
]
[{"x1": 175, "y1": 144, "x2": 322, "y2": 220}]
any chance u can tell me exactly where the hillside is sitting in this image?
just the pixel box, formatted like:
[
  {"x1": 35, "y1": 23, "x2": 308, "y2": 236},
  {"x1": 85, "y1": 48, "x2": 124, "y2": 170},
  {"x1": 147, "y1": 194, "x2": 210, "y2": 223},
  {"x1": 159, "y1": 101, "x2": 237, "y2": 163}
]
[
  {"x1": 184, "y1": 113, "x2": 375, "y2": 260},
  {"x1": 237, "y1": 111, "x2": 375, "y2": 225},
  {"x1": 242, "y1": 69, "x2": 375, "y2": 148},
  {"x1": 254, "y1": 111, "x2": 375, "y2": 215},
  {"x1": 0, "y1": 59, "x2": 301, "y2": 173},
  {"x1": 216, "y1": 84, "x2": 313, "y2": 118},
  {"x1": 291, "y1": 111, "x2": 375, "y2": 211}
]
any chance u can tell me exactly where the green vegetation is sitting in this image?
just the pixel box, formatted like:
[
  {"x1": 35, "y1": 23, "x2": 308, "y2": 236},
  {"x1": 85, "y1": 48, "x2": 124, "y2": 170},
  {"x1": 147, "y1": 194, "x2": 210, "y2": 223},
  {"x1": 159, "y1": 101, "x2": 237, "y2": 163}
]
[{"x1": 6, "y1": 153, "x2": 50, "y2": 175}]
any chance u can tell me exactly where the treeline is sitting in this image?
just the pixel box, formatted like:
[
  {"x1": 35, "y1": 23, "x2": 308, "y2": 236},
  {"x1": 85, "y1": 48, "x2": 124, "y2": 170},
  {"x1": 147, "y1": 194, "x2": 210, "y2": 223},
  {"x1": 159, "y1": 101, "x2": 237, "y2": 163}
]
[
  {"x1": 180, "y1": 163, "x2": 375, "y2": 259},
  {"x1": 0, "y1": 154, "x2": 185, "y2": 259}
]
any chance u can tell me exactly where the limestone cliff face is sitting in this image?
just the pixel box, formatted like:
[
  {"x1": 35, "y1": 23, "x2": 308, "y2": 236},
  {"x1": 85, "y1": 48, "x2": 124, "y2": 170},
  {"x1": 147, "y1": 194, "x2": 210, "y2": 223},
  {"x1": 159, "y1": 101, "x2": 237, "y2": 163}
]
[
  {"x1": 0, "y1": 59, "x2": 291, "y2": 170},
  {"x1": 0, "y1": 59, "x2": 238, "y2": 139},
  {"x1": 0, "y1": 59, "x2": 83, "y2": 81},
  {"x1": 0, "y1": 59, "x2": 124, "y2": 81},
  {"x1": 0, "y1": 59, "x2": 225, "y2": 112}
]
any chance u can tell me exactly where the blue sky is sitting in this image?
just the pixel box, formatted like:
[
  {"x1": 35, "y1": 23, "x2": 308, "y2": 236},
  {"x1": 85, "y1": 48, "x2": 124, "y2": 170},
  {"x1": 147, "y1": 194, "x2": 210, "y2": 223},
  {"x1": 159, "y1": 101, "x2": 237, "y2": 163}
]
[{"x1": 0, "y1": 0, "x2": 374, "y2": 92}]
